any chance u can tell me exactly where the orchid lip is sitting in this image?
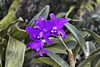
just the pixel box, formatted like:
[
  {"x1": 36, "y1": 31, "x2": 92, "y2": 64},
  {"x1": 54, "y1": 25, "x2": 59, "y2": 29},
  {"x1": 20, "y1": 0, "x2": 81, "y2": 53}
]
[
  {"x1": 51, "y1": 26, "x2": 58, "y2": 33},
  {"x1": 53, "y1": 26, "x2": 57, "y2": 30},
  {"x1": 36, "y1": 48, "x2": 40, "y2": 51},
  {"x1": 36, "y1": 36, "x2": 41, "y2": 40},
  {"x1": 51, "y1": 30, "x2": 57, "y2": 33}
]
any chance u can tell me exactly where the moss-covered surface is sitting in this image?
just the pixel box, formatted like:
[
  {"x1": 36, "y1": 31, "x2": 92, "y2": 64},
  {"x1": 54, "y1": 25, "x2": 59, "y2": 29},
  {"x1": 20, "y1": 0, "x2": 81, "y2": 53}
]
[{"x1": 0, "y1": 0, "x2": 21, "y2": 31}]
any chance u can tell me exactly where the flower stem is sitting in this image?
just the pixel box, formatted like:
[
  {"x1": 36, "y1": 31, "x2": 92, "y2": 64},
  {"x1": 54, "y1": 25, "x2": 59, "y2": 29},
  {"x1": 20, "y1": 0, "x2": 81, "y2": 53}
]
[
  {"x1": 57, "y1": 36, "x2": 75, "y2": 67},
  {"x1": 57, "y1": 36, "x2": 69, "y2": 51}
]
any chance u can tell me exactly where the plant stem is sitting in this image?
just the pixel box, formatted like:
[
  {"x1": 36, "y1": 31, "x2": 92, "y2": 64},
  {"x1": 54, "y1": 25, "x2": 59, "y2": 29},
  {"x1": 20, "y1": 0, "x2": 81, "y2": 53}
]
[
  {"x1": 67, "y1": 49, "x2": 75, "y2": 67},
  {"x1": 57, "y1": 36, "x2": 69, "y2": 51},
  {"x1": 57, "y1": 36, "x2": 75, "y2": 67}
]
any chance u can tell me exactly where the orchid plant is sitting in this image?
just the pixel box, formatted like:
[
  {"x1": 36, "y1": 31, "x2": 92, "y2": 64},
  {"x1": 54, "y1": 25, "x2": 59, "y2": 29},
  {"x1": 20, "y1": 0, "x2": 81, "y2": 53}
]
[
  {"x1": 26, "y1": 13, "x2": 67, "y2": 56},
  {"x1": 0, "y1": 5, "x2": 100, "y2": 67},
  {"x1": 26, "y1": 13, "x2": 76, "y2": 67}
]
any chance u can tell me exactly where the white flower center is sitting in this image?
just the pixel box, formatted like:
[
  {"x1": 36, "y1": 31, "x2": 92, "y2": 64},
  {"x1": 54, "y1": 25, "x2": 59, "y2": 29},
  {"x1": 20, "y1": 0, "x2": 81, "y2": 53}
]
[{"x1": 51, "y1": 26, "x2": 58, "y2": 33}]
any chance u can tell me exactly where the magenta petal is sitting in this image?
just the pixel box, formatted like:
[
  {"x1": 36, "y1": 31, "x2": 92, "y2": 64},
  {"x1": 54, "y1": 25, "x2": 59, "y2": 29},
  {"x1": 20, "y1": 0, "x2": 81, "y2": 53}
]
[
  {"x1": 42, "y1": 48, "x2": 49, "y2": 54},
  {"x1": 38, "y1": 50, "x2": 43, "y2": 56},
  {"x1": 44, "y1": 37, "x2": 52, "y2": 44},
  {"x1": 39, "y1": 16, "x2": 44, "y2": 21},
  {"x1": 26, "y1": 43, "x2": 30, "y2": 47},
  {"x1": 26, "y1": 26, "x2": 41, "y2": 35},
  {"x1": 56, "y1": 18, "x2": 67, "y2": 29},
  {"x1": 33, "y1": 50, "x2": 37, "y2": 55},
  {"x1": 26, "y1": 26, "x2": 33, "y2": 33},
  {"x1": 34, "y1": 20, "x2": 38, "y2": 27},
  {"x1": 58, "y1": 29, "x2": 66, "y2": 38},
  {"x1": 30, "y1": 41, "x2": 43, "y2": 50},
  {"x1": 50, "y1": 13, "x2": 56, "y2": 21}
]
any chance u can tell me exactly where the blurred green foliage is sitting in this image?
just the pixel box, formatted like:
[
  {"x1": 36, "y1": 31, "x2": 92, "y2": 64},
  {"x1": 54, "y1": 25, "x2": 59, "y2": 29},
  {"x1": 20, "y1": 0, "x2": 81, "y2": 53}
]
[{"x1": 0, "y1": 0, "x2": 100, "y2": 67}]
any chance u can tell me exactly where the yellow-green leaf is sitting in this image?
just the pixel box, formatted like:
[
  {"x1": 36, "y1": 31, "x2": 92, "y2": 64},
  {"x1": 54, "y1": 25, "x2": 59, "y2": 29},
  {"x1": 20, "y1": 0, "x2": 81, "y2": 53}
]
[
  {"x1": 5, "y1": 36, "x2": 26, "y2": 67},
  {"x1": 65, "y1": 6, "x2": 75, "y2": 18},
  {"x1": 84, "y1": 2, "x2": 94, "y2": 12},
  {"x1": 89, "y1": 0, "x2": 97, "y2": 7},
  {"x1": 9, "y1": 26, "x2": 28, "y2": 40},
  {"x1": 0, "y1": 46, "x2": 4, "y2": 67},
  {"x1": 0, "y1": 0, "x2": 21, "y2": 31}
]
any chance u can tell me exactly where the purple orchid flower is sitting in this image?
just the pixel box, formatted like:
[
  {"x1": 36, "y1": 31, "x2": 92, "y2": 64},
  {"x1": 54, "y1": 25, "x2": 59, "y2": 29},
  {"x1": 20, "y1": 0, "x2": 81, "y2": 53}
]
[
  {"x1": 50, "y1": 13, "x2": 67, "y2": 38},
  {"x1": 26, "y1": 26, "x2": 48, "y2": 56},
  {"x1": 35, "y1": 16, "x2": 53, "y2": 44},
  {"x1": 26, "y1": 41, "x2": 48, "y2": 56},
  {"x1": 26, "y1": 26, "x2": 43, "y2": 41},
  {"x1": 35, "y1": 13, "x2": 67, "y2": 44},
  {"x1": 25, "y1": 13, "x2": 67, "y2": 56}
]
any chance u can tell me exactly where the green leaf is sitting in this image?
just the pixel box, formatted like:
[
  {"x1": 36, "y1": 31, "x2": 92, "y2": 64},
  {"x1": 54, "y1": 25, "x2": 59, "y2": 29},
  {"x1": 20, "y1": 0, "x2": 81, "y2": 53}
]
[
  {"x1": 86, "y1": 47, "x2": 100, "y2": 67},
  {"x1": 30, "y1": 57, "x2": 60, "y2": 67},
  {"x1": 89, "y1": 0, "x2": 97, "y2": 7},
  {"x1": 84, "y1": 2, "x2": 94, "y2": 12},
  {"x1": 0, "y1": 0, "x2": 21, "y2": 31},
  {"x1": 89, "y1": 47, "x2": 100, "y2": 56},
  {"x1": 47, "y1": 51, "x2": 70, "y2": 67},
  {"x1": 0, "y1": 16, "x2": 23, "y2": 32},
  {"x1": 91, "y1": 55, "x2": 100, "y2": 67},
  {"x1": 67, "y1": 18, "x2": 82, "y2": 22},
  {"x1": 9, "y1": 26, "x2": 28, "y2": 40},
  {"x1": 44, "y1": 36, "x2": 77, "y2": 54},
  {"x1": 84, "y1": 5, "x2": 91, "y2": 13},
  {"x1": 65, "y1": 23, "x2": 87, "y2": 55},
  {"x1": 0, "y1": 17, "x2": 23, "y2": 37},
  {"x1": 0, "y1": 46, "x2": 4, "y2": 67},
  {"x1": 65, "y1": 6, "x2": 75, "y2": 18},
  {"x1": 97, "y1": 0, "x2": 100, "y2": 3},
  {"x1": 44, "y1": 44, "x2": 67, "y2": 54},
  {"x1": 80, "y1": 31, "x2": 89, "y2": 39},
  {"x1": 56, "y1": 12, "x2": 66, "y2": 18},
  {"x1": 77, "y1": 53, "x2": 100, "y2": 67},
  {"x1": 86, "y1": 41, "x2": 100, "y2": 67},
  {"x1": 5, "y1": 17, "x2": 23, "y2": 29},
  {"x1": 86, "y1": 41, "x2": 96, "y2": 53},
  {"x1": 79, "y1": 3, "x2": 84, "y2": 17},
  {"x1": 84, "y1": 28, "x2": 100, "y2": 44},
  {"x1": 24, "y1": 49, "x2": 39, "y2": 64},
  {"x1": 73, "y1": 31, "x2": 89, "y2": 62},
  {"x1": 0, "y1": 38, "x2": 7, "y2": 47},
  {"x1": 5, "y1": 36, "x2": 26, "y2": 67},
  {"x1": 73, "y1": 45, "x2": 80, "y2": 62},
  {"x1": 97, "y1": 62, "x2": 100, "y2": 67},
  {"x1": 29, "y1": 5, "x2": 50, "y2": 26}
]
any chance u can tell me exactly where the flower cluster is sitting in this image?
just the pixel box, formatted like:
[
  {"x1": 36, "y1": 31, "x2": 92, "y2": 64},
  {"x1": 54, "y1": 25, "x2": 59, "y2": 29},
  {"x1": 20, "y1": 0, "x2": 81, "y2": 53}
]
[{"x1": 26, "y1": 13, "x2": 67, "y2": 56}]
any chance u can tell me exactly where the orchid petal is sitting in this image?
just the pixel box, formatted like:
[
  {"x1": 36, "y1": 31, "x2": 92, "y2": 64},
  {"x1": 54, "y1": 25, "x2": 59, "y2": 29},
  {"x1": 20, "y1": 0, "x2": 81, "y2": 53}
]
[
  {"x1": 50, "y1": 13, "x2": 56, "y2": 21},
  {"x1": 56, "y1": 18, "x2": 67, "y2": 29},
  {"x1": 26, "y1": 43, "x2": 30, "y2": 47},
  {"x1": 26, "y1": 26, "x2": 34, "y2": 33},
  {"x1": 58, "y1": 29, "x2": 66, "y2": 38},
  {"x1": 42, "y1": 47, "x2": 49, "y2": 54},
  {"x1": 44, "y1": 37, "x2": 52, "y2": 44},
  {"x1": 34, "y1": 20, "x2": 38, "y2": 27},
  {"x1": 39, "y1": 50, "x2": 43, "y2": 56},
  {"x1": 39, "y1": 16, "x2": 44, "y2": 21}
]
